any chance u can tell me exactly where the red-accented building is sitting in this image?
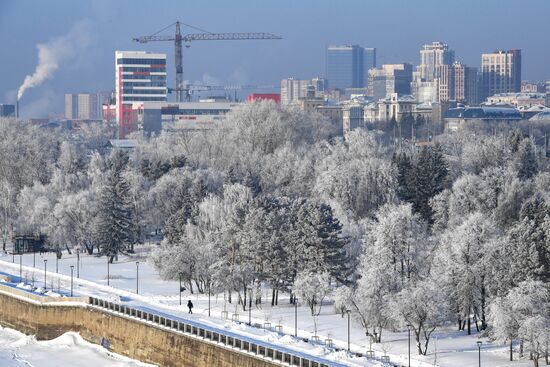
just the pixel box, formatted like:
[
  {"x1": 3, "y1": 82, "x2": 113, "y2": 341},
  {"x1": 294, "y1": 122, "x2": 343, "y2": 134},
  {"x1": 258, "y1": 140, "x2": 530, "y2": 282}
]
[
  {"x1": 247, "y1": 93, "x2": 280, "y2": 104},
  {"x1": 115, "y1": 51, "x2": 167, "y2": 138}
]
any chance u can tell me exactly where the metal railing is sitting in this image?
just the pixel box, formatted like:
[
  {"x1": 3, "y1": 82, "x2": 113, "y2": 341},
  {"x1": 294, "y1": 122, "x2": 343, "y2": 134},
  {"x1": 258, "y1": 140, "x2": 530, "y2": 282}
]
[{"x1": 88, "y1": 296, "x2": 348, "y2": 367}]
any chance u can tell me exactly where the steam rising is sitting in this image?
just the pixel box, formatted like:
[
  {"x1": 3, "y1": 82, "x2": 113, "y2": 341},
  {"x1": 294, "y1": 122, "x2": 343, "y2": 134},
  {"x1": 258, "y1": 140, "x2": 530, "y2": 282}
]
[{"x1": 17, "y1": 22, "x2": 91, "y2": 101}]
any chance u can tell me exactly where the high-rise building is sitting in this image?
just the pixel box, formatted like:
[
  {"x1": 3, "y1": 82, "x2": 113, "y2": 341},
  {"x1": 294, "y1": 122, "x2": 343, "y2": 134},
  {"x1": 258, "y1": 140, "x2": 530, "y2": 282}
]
[
  {"x1": 280, "y1": 77, "x2": 327, "y2": 105},
  {"x1": 65, "y1": 93, "x2": 100, "y2": 120},
  {"x1": 481, "y1": 49, "x2": 521, "y2": 100},
  {"x1": 280, "y1": 78, "x2": 311, "y2": 105},
  {"x1": 419, "y1": 42, "x2": 455, "y2": 82},
  {"x1": 367, "y1": 63, "x2": 413, "y2": 101},
  {"x1": 437, "y1": 62, "x2": 479, "y2": 105},
  {"x1": 546, "y1": 81, "x2": 550, "y2": 106},
  {"x1": 326, "y1": 45, "x2": 376, "y2": 90},
  {"x1": 0, "y1": 104, "x2": 15, "y2": 117},
  {"x1": 115, "y1": 51, "x2": 167, "y2": 138}
]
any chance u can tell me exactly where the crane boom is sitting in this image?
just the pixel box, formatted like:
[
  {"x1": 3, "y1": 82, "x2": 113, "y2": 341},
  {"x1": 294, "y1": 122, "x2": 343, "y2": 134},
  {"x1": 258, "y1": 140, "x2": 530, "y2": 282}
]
[
  {"x1": 133, "y1": 21, "x2": 282, "y2": 102},
  {"x1": 134, "y1": 32, "x2": 281, "y2": 43}
]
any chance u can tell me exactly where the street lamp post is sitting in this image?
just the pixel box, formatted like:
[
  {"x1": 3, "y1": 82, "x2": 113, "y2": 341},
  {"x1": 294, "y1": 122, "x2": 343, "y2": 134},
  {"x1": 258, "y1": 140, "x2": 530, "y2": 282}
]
[
  {"x1": 208, "y1": 281, "x2": 211, "y2": 317},
  {"x1": 407, "y1": 324, "x2": 412, "y2": 367},
  {"x1": 107, "y1": 258, "x2": 110, "y2": 286},
  {"x1": 77, "y1": 249, "x2": 80, "y2": 278},
  {"x1": 179, "y1": 272, "x2": 183, "y2": 306},
  {"x1": 43, "y1": 259, "x2": 47, "y2": 289},
  {"x1": 294, "y1": 297, "x2": 298, "y2": 337},
  {"x1": 70, "y1": 265, "x2": 74, "y2": 297},
  {"x1": 248, "y1": 287, "x2": 252, "y2": 326},
  {"x1": 136, "y1": 261, "x2": 139, "y2": 294},
  {"x1": 477, "y1": 341, "x2": 482, "y2": 367},
  {"x1": 346, "y1": 309, "x2": 351, "y2": 352}
]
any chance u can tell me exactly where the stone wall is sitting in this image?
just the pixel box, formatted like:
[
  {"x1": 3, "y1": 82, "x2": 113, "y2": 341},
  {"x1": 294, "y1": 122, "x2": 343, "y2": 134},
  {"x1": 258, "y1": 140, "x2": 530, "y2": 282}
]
[{"x1": 0, "y1": 290, "x2": 280, "y2": 367}]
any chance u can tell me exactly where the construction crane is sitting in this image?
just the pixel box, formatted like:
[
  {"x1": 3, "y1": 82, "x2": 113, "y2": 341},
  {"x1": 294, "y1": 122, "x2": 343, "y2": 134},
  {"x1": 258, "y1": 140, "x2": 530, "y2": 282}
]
[{"x1": 133, "y1": 21, "x2": 282, "y2": 102}]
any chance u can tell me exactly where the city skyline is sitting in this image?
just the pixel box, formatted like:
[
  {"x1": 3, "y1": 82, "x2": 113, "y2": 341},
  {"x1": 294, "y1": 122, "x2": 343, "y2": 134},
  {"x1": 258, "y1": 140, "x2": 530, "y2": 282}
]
[{"x1": 1, "y1": 0, "x2": 550, "y2": 117}]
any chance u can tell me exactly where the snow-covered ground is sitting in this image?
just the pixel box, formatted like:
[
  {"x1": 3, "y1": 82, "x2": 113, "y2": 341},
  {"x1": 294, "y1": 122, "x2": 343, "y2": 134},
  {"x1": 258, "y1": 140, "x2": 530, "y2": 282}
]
[
  {"x1": 0, "y1": 250, "x2": 546, "y2": 367},
  {"x1": 0, "y1": 326, "x2": 154, "y2": 367}
]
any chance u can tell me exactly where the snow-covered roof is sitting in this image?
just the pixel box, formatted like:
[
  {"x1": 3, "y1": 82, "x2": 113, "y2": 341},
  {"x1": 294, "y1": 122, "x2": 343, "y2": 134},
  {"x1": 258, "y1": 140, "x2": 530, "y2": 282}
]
[
  {"x1": 109, "y1": 139, "x2": 138, "y2": 149},
  {"x1": 529, "y1": 110, "x2": 550, "y2": 122}
]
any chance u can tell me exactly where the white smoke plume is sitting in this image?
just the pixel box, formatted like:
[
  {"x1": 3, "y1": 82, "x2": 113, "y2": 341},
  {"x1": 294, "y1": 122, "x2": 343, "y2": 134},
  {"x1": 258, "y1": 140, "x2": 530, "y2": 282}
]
[{"x1": 17, "y1": 22, "x2": 91, "y2": 101}]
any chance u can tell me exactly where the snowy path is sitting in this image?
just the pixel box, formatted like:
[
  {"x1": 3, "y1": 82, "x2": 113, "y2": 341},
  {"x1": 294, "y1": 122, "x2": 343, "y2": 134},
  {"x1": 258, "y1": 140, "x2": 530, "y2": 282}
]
[{"x1": 0, "y1": 251, "x2": 544, "y2": 367}]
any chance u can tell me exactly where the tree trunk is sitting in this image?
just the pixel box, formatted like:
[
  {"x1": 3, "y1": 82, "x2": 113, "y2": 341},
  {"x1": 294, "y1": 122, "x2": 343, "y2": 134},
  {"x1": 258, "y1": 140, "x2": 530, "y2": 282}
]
[
  {"x1": 481, "y1": 280, "x2": 487, "y2": 330},
  {"x1": 275, "y1": 288, "x2": 279, "y2": 305},
  {"x1": 520, "y1": 340, "x2": 524, "y2": 358},
  {"x1": 467, "y1": 306, "x2": 471, "y2": 335},
  {"x1": 271, "y1": 288, "x2": 276, "y2": 306}
]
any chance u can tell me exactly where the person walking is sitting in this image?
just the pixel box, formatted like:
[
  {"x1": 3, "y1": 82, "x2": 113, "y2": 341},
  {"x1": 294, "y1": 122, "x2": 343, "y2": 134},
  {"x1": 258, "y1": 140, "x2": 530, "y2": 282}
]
[{"x1": 187, "y1": 300, "x2": 194, "y2": 314}]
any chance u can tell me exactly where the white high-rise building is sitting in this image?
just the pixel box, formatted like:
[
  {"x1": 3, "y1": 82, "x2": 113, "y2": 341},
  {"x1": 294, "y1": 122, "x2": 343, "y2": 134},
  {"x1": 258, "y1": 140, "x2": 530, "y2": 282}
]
[
  {"x1": 281, "y1": 78, "x2": 321, "y2": 105},
  {"x1": 419, "y1": 42, "x2": 454, "y2": 82},
  {"x1": 115, "y1": 51, "x2": 167, "y2": 138}
]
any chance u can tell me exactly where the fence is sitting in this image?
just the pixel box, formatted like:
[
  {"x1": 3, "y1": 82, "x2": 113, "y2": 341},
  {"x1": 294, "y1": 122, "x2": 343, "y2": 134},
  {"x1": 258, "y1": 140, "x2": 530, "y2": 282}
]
[{"x1": 89, "y1": 296, "x2": 349, "y2": 367}]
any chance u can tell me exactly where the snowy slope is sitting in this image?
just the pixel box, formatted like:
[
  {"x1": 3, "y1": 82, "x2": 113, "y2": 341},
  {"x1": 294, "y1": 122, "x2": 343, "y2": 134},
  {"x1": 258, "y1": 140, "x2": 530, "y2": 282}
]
[{"x1": 0, "y1": 326, "x2": 155, "y2": 367}]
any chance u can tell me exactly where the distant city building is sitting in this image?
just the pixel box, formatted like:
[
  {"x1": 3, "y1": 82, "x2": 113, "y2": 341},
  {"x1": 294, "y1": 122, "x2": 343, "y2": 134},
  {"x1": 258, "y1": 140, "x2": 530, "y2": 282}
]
[
  {"x1": 65, "y1": 93, "x2": 101, "y2": 120},
  {"x1": 484, "y1": 93, "x2": 546, "y2": 109},
  {"x1": 521, "y1": 82, "x2": 543, "y2": 93},
  {"x1": 444, "y1": 106, "x2": 522, "y2": 131},
  {"x1": 115, "y1": 51, "x2": 167, "y2": 138},
  {"x1": 246, "y1": 93, "x2": 281, "y2": 104},
  {"x1": 280, "y1": 77, "x2": 325, "y2": 105},
  {"x1": 280, "y1": 78, "x2": 310, "y2": 105},
  {"x1": 342, "y1": 97, "x2": 367, "y2": 136},
  {"x1": 367, "y1": 63, "x2": 413, "y2": 101},
  {"x1": 419, "y1": 41, "x2": 455, "y2": 82},
  {"x1": 481, "y1": 49, "x2": 521, "y2": 101},
  {"x1": 0, "y1": 104, "x2": 15, "y2": 117},
  {"x1": 437, "y1": 62, "x2": 479, "y2": 104},
  {"x1": 547, "y1": 81, "x2": 550, "y2": 106},
  {"x1": 138, "y1": 101, "x2": 240, "y2": 135},
  {"x1": 311, "y1": 77, "x2": 328, "y2": 93},
  {"x1": 326, "y1": 45, "x2": 376, "y2": 90},
  {"x1": 364, "y1": 93, "x2": 417, "y2": 123}
]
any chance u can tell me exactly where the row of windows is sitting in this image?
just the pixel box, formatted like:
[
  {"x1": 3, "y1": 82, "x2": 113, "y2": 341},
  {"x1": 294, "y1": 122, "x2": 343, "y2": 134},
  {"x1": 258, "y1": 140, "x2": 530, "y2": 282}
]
[
  {"x1": 122, "y1": 82, "x2": 166, "y2": 87},
  {"x1": 117, "y1": 58, "x2": 166, "y2": 65},
  {"x1": 122, "y1": 75, "x2": 166, "y2": 81},
  {"x1": 122, "y1": 97, "x2": 167, "y2": 102},
  {"x1": 160, "y1": 109, "x2": 230, "y2": 115},
  {"x1": 122, "y1": 89, "x2": 167, "y2": 95},
  {"x1": 121, "y1": 67, "x2": 166, "y2": 73}
]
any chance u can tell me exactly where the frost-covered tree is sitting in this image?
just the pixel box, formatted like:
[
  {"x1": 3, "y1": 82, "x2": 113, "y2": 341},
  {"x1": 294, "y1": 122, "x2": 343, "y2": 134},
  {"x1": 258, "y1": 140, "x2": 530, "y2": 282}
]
[
  {"x1": 348, "y1": 203, "x2": 432, "y2": 343},
  {"x1": 293, "y1": 271, "x2": 331, "y2": 336},
  {"x1": 389, "y1": 279, "x2": 448, "y2": 355},
  {"x1": 437, "y1": 212, "x2": 497, "y2": 333},
  {"x1": 488, "y1": 280, "x2": 550, "y2": 365}
]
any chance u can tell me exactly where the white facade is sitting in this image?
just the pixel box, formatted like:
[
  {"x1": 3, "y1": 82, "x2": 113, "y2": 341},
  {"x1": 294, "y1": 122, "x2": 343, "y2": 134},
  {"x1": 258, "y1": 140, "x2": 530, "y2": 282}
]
[{"x1": 280, "y1": 78, "x2": 311, "y2": 105}]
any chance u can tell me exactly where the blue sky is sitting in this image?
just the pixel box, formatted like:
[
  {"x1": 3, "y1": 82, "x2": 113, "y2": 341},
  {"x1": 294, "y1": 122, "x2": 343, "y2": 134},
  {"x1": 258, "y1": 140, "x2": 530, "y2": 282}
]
[{"x1": 1, "y1": 0, "x2": 549, "y2": 117}]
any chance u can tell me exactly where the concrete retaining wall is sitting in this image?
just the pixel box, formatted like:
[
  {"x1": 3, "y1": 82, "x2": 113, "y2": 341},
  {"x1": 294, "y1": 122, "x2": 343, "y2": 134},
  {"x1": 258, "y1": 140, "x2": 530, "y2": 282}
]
[{"x1": 0, "y1": 286, "x2": 281, "y2": 367}]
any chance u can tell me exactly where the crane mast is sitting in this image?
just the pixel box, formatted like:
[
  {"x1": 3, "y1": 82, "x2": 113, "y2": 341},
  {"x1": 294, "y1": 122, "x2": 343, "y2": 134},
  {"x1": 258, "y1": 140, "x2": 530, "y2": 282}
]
[{"x1": 133, "y1": 21, "x2": 282, "y2": 102}]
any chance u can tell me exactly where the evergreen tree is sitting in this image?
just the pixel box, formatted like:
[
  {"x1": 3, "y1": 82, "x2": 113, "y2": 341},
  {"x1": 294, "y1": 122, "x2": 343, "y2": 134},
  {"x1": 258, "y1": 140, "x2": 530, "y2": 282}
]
[
  {"x1": 517, "y1": 138, "x2": 538, "y2": 181},
  {"x1": 411, "y1": 144, "x2": 448, "y2": 224},
  {"x1": 95, "y1": 150, "x2": 134, "y2": 262},
  {"x1": 508, "y1": 129, "x2": 523, "y2": 154},
  {"x1": 393, "y1": 152, "x2": 414, "y2": 202}
]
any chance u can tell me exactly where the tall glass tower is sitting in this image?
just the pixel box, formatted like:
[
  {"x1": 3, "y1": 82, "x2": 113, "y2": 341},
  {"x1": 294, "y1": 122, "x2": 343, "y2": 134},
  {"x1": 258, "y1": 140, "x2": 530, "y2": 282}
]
[{"x1": 326, "y1": 45, "x2": 376, "y2": 90}]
